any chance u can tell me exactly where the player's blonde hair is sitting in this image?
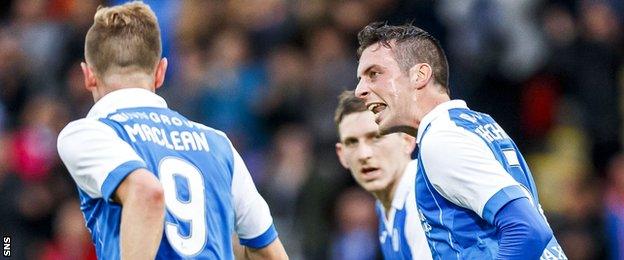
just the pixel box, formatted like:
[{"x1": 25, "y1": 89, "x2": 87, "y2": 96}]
[{"x1": 85, "y1": 1, "x2": 161, "y2": 77}]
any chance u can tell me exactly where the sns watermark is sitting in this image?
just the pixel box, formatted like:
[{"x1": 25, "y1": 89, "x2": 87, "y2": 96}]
[{"x1": 2, "y1": 236, "x2": 9, "y2": 257}]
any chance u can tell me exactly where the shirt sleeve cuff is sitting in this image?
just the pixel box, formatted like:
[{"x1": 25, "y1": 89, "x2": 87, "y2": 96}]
[
  {"x1": 482, "y1": 185, "x2": 528, "y2": 224},
  {"x1": 101, "y1": 160, "x2": 147, "y2": 202},
  {"x1": 239, "y1": 224, "x2": 278, "y2": 249}
]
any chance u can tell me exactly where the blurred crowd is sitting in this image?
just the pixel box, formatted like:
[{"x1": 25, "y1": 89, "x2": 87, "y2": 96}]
[{"x1": 0, "y1": 0, "x2": 623, "y2": 259}]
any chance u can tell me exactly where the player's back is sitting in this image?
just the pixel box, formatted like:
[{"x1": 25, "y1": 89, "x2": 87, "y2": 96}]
[
  {"x1": 57, "y1": 88, "x2": 279, "y2": 260},
  {"x1": 101, "y1": 106, "x2": 236, "y2": 259}
]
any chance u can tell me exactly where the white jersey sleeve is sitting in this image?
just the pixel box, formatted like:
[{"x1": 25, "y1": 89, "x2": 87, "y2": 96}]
[
  {"x1": 57, "y1": 119, "x2": 147, "y2": 201},
  {"x1": 229, "y1": 142, "x2": 277, "y2": 248},
  {"x1": 420, "y1": 126, "x2": 529, "y2": 220}
]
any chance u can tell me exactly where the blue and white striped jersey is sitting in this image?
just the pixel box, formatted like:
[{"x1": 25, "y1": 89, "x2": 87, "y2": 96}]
[
  {"x1": 376, "y1": 160, "x2": 432, "y2": 260},
  {"x1": 57, "y1": 88, "x2": 277, "y2": 259},
  {"x1": 415, "y1": 100, "x2": 566, "y2": 259}
]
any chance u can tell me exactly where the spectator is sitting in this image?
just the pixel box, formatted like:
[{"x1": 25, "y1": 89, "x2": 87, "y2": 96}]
[
  {"x1": 606, "y1": 154, "x2": 624, "y2": 260},
  {"x1": 331, "y1": 187, "x2": 378, "y2": 260}
]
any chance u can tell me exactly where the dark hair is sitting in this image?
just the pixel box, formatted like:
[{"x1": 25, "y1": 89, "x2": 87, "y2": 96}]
[
  {"x1": 334, "y1": 90, "x2": 367, "y2": 127},
  {"x1": 357, "y1": 22, "x2": 449, "y2": 94}
]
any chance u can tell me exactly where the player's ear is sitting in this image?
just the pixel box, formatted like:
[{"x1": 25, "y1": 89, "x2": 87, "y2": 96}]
[
  {"x1": 154, "y1": 57, "x2": 168, "y2": 90},
  {"x1": 408, "y1": 63, "x2": 432, "y2": 90},
  {"x1": 81, "y1": 62, "x2": 97, "y2": 91},
  {"x1": 335, "y1": 142, "x2": 350, "y2": 168},
  {"x1": 402, "y1": 133, "x2": 417, "y2": 155}
]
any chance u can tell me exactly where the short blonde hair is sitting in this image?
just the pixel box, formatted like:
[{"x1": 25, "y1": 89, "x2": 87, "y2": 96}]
[{"x1": 85, "y1": 1, "x2": 161, "y2": 77}]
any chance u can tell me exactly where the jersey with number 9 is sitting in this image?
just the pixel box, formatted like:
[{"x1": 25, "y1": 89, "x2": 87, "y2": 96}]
[{"x1": 57, "y1": 89, "x2": 277, "y2": 259}]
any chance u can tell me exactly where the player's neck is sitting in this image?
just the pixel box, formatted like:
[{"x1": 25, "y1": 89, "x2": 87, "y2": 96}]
[
  {"x1": 374, "y1": 190, "x2": 393, "y2": 216},
  {"x1": 375, "y1": 160, "x2": 409, "y2": 215},
  {"x1": 104, "y1": 73, "x2": 155, "y2": 89},
  {"x1": 414, "y1": 90, "x2": 450, "y2": 128},
  {"x1": 94, "y1": 74, "x2": 156, "y2": 101}
]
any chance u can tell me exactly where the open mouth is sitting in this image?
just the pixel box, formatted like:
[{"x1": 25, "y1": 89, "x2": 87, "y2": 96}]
[
  {"x1": 360, "y1": 167, "x2": 379, "y2": 180},
  {"x1": 367, "y1": 103, "x2": 387, "y2": 114}
]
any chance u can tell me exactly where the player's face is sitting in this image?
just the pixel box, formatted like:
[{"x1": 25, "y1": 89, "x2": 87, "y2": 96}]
[
  {"x1": 355, "y1": 43, "x2": 416, "y2": 135},
  {"x1": 336, "y1": 111, "x2": 412, "y2": 193}
]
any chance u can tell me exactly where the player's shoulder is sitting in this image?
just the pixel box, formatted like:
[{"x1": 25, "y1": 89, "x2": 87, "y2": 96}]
[
  {"x1": 185, "y1": 120, "x2": 238, "y2": 157},
  {"x1": 425, "y1": 110, "x2": 473, "y2": 139},
  {"x1": 158, "y1": 109, "x2": 231, "y2": 142},
  {"x1": 447, "y1": 108, "x2": 488, "y2": 127},
  {"x1": 58, "y1": 118, "x2": 115, "y2": 142},
  {"x1": 199, "y1": 123, "x2": 228, "y2": 139},
  {"x1": 426, "y1": 108, "x2": 493, "y2": 138},
  {"x1": 420, "y1": 111, "x2": 491, "y2": 164},
  {"x1": 57, "y1": 118, "x2": 123, "y2": 159},
  {"x1": 189, "y1": 120, "x2": 230, "y2": 141}
]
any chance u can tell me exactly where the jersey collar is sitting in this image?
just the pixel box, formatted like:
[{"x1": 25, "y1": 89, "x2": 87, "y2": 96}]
[
  {"x1": 391, "y1": 159, "x2": 418, "y2": 210},
  {"x1": 416, "y1": 99, "x2": 468, "y2": 143},
  {"x1": 86, "y1": 88, "x2": 168, "y2": 119}
]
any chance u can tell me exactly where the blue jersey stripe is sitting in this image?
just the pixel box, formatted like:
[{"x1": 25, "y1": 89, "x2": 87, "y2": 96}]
[
  {"x1": 239, "y1": 224, "x2": 278, "y2": 249},
  {"x1": 101, "y1": 160, "x2": 146, "y2": 201},
  {"x1": 482, "y1": 185, "x2": 527, "y2": 223}
]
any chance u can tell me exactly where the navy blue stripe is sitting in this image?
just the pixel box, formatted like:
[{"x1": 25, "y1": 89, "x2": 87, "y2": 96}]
[
  {"x1": 239, "y1": 224, "x2": 278, "y2": 249},
  {"x1": 101, "y1": 160, "x2": 147, "y2": 201},
  {"x1": 482, "y1": 185, "x2": 527, "y2": 224}
]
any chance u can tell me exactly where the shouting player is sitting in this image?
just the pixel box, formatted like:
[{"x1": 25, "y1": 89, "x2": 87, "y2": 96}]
[
  {"x1": 334, "y1": 91, "x2": 432, "y2": 259},
  {"x1": 355, "y1": 22, "x2": 567, "y2": 259},
  {"x1": 56, "y1": 2, "x2": 287, "y2": 259}
]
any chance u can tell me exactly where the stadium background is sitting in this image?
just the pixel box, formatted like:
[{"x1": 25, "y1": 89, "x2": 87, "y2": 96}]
[{"x1": 0, "y1": 0, "x2": 622, "y2": 259}]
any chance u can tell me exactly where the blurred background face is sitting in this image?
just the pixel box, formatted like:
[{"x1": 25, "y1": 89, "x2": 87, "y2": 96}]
[
  {"x1": 356, "y1": 43, "x2": 416, "y2": 134},
  {"x1": 336, "y1": 110, "x2": 411, "y2": 193}
]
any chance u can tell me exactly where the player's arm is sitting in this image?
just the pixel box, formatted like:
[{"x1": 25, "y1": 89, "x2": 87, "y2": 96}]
[
  {"x1": 493, "y1": 197, "x2": 552, "y2": 259},
  {"x1": 241, "y1": 239, "x2": 287, "y2": 260},
  {"x1": 233, "y1": 235, "x2": 287, "y2": 260},
  {"x1": 225, "y1": 137, "x2": 287, "y2": 259},
  {"x1": 421, "y1": 127, "x2": 552, "y2": 257},
  {"x1": 113, "y1": 169, "x2": 165, "y2": 260},
  {"x1": 57, "y1": 119, "x2": 163, "y2": 259},
  {"x1": 233, "y1": 235, "x2": 246, "y2": 259}
]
